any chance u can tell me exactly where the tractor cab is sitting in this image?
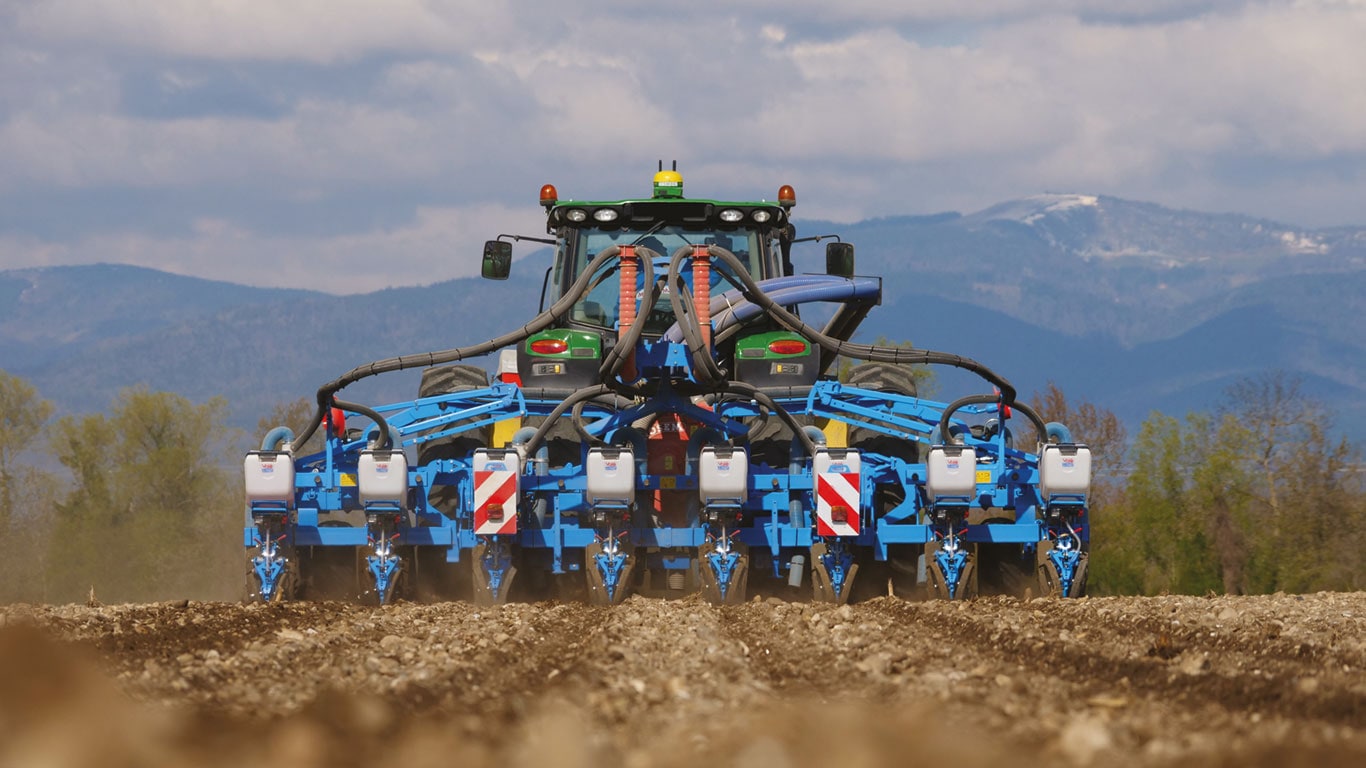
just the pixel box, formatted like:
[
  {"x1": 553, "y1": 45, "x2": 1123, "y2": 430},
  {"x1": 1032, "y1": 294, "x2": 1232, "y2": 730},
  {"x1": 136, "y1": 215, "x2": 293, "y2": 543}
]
[
  {"x1": 531, "y1": 168, "x2": 792, "y2": 337},
  {"x1": 485, "y1": 167, "x2": 835, "y2": 390}
]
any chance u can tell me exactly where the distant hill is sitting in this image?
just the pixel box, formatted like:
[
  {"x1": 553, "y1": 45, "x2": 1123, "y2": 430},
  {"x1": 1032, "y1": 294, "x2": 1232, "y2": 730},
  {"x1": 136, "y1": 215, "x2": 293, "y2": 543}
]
[
  {"x1": 809, "y1": 194, "x2": 1365, "y2": 345},
  {"x1": 1, "y1": 260, "x2": 552, "y2": 432},
  {"x1": 0, "y1": 264, "x2": 317, "y2": 370},
  {"x1": 3, "y1": 194, "x2": 1364, "y2": 438}
]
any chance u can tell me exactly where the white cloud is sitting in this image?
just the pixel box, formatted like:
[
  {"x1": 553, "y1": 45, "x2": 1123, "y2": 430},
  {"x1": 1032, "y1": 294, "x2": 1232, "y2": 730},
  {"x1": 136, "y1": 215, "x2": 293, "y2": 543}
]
[
  {"x1": 696, "y1": 1, "x2": 1366, "y2": 220},
  {"x1": 4, "y1": 0, "x2": 1366, "y2": 290},
  {"x1": 588, "y1": 0, "x2": 1261, "y2": 25},
  {"x1": 16, "y1": 1, "x2": 1360, "y2": 190},
  {"x1": 9, "y1": 0, "x2": 520, "y2": 63},
  {"x1": 0, "y1": 89, "x2": 518, "y2": 191}
]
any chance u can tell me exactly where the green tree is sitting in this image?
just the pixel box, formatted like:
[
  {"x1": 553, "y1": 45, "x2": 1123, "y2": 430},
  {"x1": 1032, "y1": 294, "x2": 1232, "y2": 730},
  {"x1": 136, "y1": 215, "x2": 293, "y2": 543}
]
[
  {"x1": 0, "y1": 371, "x2": 53, "y2": 532},
  {"x1": 1123, "y1": 412, "x2": 1223, "y2": 595},
  {"x1": 1118, "y1": 372, "x2": 1362, "y2": 596},
  {"x1": 1216, "y1": 373, "x2": 1361, "y2": 592},
  {"x1": 1187, "y1": 412, "x2": 1257, "y2": 594},
  {"x1": 1278, "y1": 417, "x2": 1365, "y2": 591},
  {"x1": 0, "y1": 371, "x2": 57, "y2": 602},
  {"x1": 47, "y1": 388, "x2": 242, "y2": 602}
]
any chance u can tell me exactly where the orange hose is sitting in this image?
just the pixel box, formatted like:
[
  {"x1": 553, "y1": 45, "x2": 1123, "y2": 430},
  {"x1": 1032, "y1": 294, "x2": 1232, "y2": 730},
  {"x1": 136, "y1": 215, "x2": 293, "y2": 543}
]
[
  {"x1": 692, "y1": 244, "x2": 711, "y2": 348},
  {"x1": 618, "y1": 245, "x2": 638, "y2": 379}
]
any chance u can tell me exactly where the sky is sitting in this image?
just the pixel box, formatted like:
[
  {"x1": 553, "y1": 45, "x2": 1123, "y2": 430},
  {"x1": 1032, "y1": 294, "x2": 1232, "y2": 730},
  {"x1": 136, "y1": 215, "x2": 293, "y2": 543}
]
[{"x1": 2, "y1": 0, "x2": 1365, "y2": 293}]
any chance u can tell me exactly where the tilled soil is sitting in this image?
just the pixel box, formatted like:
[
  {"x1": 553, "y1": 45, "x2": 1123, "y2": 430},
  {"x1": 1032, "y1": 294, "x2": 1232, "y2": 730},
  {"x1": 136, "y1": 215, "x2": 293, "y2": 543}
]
[{"x1": 2, "y1": 593, "x2": 1363, "y2": 767}]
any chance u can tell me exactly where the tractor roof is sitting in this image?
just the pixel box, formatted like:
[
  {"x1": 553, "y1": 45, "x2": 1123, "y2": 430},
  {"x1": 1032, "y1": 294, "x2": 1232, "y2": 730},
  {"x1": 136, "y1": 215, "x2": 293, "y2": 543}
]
[{"x1": 540, "y1": 170, "x2": 794, "y2": 229}]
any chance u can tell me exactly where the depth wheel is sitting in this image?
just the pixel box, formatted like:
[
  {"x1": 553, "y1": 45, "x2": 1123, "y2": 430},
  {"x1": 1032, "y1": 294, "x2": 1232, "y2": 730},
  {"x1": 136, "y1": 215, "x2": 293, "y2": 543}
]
[
  {"x1": 1037, "y1": 545, "x2": 1089, "y2": 598},
  {"x1": 925, "y1": 541, "x2": 977, "y2": 600},
  {"x1": 584, "y1": 541, "x2": 634, "y2": 605},
  {"x1": 810, "y1": 543, "x2": 858, "y2": 605},
  {"x1": 471, "y1": 540, "x2": 518, "y2": 606},
  {"x1": 699, "y1": 542, "x2": 750, "y2": 605}
]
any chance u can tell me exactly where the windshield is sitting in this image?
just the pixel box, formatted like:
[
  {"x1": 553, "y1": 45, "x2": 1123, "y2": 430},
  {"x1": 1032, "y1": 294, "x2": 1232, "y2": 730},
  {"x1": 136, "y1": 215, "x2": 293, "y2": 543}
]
[{"x1": 568, "y1": 226, "x2": 764, "y2": 334}]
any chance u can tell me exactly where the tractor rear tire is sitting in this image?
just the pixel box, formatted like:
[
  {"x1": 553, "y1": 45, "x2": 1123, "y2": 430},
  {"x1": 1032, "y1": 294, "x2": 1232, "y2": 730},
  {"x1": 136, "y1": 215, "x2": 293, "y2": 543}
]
[
  {"x1": 420, "y1": 364, "x2": 490, "y2": 398},
  {"x1": 417, "y1": 365, "x2": 492, "y2": 461},
  {"x1": 744, "y1": 413, "x2": 819, "y2": 469},
  {"x1": 417, "y1": 365, "x2": 490, "y2": 518},
  {"x1": 846, "y1": 362, "x2": 919, "y2": 399},
  {"x1": 846, "y1": 362, "x2": 920, "y2": 465}
]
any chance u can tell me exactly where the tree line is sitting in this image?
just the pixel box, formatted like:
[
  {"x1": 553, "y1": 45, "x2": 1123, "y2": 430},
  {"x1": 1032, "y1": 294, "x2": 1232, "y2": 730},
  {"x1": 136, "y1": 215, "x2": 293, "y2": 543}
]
[
  {"x1": 1, "y1": 374, "x2": 243, "y2": 603},
  {"x1": 1, "y1": 369, "x2": 1361, "y2": 604},
  {"x1": 1035, "y1": 373, "x2": 1365, "y2": 595}
]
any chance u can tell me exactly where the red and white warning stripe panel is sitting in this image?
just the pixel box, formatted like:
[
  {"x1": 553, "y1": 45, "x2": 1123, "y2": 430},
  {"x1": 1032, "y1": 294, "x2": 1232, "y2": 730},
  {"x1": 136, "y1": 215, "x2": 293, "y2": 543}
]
[
  {"x1": 814, "y1": 449, "x2": 861, "y2": 537},
  {"x1": 473, "y1": 449, "x2": 520, "y2": 535}
]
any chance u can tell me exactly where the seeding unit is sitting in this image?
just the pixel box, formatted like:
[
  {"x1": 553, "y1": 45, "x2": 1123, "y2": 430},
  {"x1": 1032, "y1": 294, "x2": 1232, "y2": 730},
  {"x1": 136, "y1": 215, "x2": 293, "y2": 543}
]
[{"x1": 245, "y1": 166, "x2": 1092, "y2": 605}]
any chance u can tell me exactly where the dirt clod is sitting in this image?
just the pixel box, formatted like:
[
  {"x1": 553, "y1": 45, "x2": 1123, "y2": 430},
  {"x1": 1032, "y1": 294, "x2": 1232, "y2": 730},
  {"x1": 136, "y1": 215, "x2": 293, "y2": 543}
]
[{"x1": 2, "y1": 592, "x2": 1363, "y2": 766}]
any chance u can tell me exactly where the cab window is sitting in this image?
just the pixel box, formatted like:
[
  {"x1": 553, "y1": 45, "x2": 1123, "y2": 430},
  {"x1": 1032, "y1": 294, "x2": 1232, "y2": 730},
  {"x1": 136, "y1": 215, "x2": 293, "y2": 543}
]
[{"x1": 569, "y1": 226, "x2": 762, "y2": 332}]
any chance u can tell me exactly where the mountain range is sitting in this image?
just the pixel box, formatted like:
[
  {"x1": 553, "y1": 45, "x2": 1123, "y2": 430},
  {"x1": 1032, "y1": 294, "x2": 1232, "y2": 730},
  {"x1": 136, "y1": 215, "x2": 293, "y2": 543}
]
[{"x1": 3, "y1": 193, "x2": 1364, "y2": 440}]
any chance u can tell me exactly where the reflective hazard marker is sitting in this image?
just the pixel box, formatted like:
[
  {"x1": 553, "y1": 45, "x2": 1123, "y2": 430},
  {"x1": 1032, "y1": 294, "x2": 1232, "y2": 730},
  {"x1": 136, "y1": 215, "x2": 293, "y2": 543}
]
[
  {"x1": 814, "y1": 450, "x2": 861, "y2": 537},
  {"x1": 473, "y1": 450, "x2": 520, "y2": 535}
]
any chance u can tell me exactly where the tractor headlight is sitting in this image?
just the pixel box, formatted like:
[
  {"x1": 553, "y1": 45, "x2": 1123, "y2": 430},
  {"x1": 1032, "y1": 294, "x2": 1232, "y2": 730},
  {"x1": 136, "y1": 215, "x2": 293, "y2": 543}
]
[
  {"x1": 752, "y1": 210, "x2": 771, "y2": 223},
  {"x1": 593, "y1": 208, "x2": 619, "y2": 223},
  {"x1": 566, "y1": 209, "x2": 588, "y2": 222},
  {"x1": 719, "y1": 209, "x2": 743, "y2": 223}
]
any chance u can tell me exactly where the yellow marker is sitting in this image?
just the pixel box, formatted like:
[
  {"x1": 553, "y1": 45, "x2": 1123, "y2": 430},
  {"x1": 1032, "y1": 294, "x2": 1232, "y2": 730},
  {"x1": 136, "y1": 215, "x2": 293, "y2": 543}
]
[
  {"x1": 492, "y1": 416, "x2": 522, "y2": 448},
  {"x1": 975, "y1": 470, "x2": 992, "y2": 484},
  {"x1": 661, "y1": 476, "x2": 677, "y2": 489},
  {"x1": 340, "y1": 473, "x2": 357, "y2": 487},
  {"x1": 819, "y1": 418, "x2": 848, "y2": 448}
]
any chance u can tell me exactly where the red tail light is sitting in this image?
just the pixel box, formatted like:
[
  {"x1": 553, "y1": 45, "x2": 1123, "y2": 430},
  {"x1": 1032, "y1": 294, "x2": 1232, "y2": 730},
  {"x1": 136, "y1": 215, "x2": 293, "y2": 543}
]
[
  {"x1": 530, "y1": 339, "x2": 568, "y2": 354},
  {"x1": 767, "y1": 339, "x2": 808, "y2": 355},
  {"x1": 831, "y1": 505, "x2": 850, "y2": 524}
]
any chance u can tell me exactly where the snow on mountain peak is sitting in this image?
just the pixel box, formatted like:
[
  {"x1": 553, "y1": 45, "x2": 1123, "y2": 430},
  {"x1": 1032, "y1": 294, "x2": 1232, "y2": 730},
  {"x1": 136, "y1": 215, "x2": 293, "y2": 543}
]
[
  {"x1": 969, "y1": 194, "x2": 1100, "y2": 225},
  {"x1": 1277, "y1": 230, "x2": 1328, "y2": 255},
  {"x1": 1021, "y1": 194, "x2": 1098, "y2": 224}
]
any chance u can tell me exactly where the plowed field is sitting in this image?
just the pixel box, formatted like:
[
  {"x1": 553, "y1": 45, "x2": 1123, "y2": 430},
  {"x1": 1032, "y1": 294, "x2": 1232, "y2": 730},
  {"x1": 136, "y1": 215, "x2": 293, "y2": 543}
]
[{"x1": 3, "y1": 593, "x2": 1363, "y2": 767}]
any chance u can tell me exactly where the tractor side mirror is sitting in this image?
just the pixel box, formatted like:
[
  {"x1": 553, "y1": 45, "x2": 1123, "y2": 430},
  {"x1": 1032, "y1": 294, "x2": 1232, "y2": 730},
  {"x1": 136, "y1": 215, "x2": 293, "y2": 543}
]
[
  {"x1": 825, "y1": 242, "x2": 855, "y2": 277},
  {"x1": 482, "y1": 240, "x2": 512, "y2": 280}
]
